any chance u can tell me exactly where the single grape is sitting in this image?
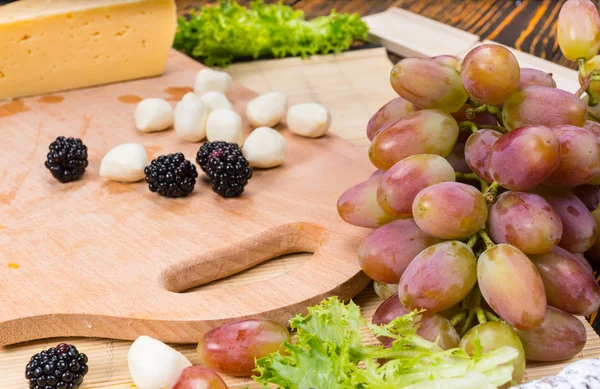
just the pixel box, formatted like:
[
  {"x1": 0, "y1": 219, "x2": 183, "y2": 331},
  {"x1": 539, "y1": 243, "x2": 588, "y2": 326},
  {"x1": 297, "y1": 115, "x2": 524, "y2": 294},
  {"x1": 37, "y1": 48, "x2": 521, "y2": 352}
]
[
  {"x1": 358, "y1": 219, "x2": 441, "y2": 284},
  {"x1": 390, "y1": 57, "x2": 468, "y2": 113},
  {"x1": 337, "y1": 174, "x2": 397, "y2": 228},
  {"x1": 488, "y1": 192, "x2": 562, "y2": 254},
  {"x1": 513, "y1": 306, "x2": 586, "y2": 362},
  {"x1": 529, "y1": 246, "x2": 600, "y2": 316},
  {"x1": 518, "y1": 68, "x2": 557, "y2": 90},
  {"x1": 543, "y1": 126, "x2": 600, "y2": 187},
  {"x1": 557, "y1": 0, "x2": 600, "y2": 61},
  {"x1": 534, "y1": 187, "x2": 598, "y2": 253},
  {"x1": 412, "y1": 182, "x2": 487, "y2": 239},
  {"x1": 572, "y1": 185, "x2": 600, "y2": 211},
  {"x1": 197, "y1": 319, "x2": 290, "y2": 377},
  {"x1": 369, "y1": 109, "x2": 459, "y2": 170},
  {"x1": 586, "y1": 206, "x2": 600, "y2": 262},
  {"x1": 377, "y1": 154, "x2": 455, "y2": 217},
  {"x1": 432, "y1": 55, "x2": 462, "y2": 71},
  {"x1": 170, "y1": 366, "x2": 228, "y2": 389},
  {"x1": 502, "y1": 86, "x2": 587, "y2": 130},
  {"x1": 579, "y1": 55, "x2": 600, "y2": 96},
  {"x1": 374, "y1": 281, "x2": 399, "y2": 300},
  {"x1": 460, "y1": 322, "x2": 526, "y2": 386},
  {"x1": 398, "y1": 241, "x2": 477, "y2": 313},
  {"x1": 445, "y1": 141, "x2": 471, "y2": 174},
  {"x1": 488, "y1": 125, "x2": 561, "y2": 191},
  {"x1": 461, "y1": 44, "x2": 520, "y2": 105},
  {"x1": 452, "y1": 103, "x2": 498, "y2": 125},
  {"x1": 584, "y1": 119, "x2": 600, "y2": 139},
  {"x1": 465, "y1": 129, "x2": 503, "y2": 182},
  {"x1": 478, "y1": 244, "x2": 547, "y2": 330},
  {"x1": 367, "y1": 97, "x2": 415, "y2": 141},
  {"x1": 573, "y1": 253, "x2": 595, "y2": 276}
]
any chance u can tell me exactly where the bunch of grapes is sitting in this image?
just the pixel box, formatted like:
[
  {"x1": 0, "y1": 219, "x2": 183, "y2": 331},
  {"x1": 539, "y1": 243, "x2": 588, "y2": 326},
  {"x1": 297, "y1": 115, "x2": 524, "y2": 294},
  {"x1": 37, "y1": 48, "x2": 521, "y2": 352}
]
[{"x1": 338, "y1": 0, "x2": 600, "y2": 384}]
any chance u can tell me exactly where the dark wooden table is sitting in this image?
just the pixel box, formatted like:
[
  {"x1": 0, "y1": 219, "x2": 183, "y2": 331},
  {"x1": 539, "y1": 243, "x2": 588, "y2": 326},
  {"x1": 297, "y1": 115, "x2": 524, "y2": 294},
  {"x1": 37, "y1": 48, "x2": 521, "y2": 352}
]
[{"x1": 176, "y1": 0, "x2": 600, "y2": 70}]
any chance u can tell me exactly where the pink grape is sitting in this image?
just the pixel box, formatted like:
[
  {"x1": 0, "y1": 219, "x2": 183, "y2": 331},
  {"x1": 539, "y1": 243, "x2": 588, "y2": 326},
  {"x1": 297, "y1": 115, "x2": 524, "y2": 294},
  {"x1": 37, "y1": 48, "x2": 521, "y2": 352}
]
[
  {"x1": 572, "y1": 185, "x2": 600, "y2": 211},
  {"x1": 445, "y1": 141, "x2": 471, "y2": 174},
  {"x1": 557, "y1": 0, "x2": 600, "y2": 61},
  {"x1": 518, "y1": 68, "x2": 557, "y2": 90},
  {"x1": 358, "y1": 219, "x2": 441, "y2": 284},
  {"x1": 573, "y1": 253, "x2": 595, "y2": 276},
  {"x1": 584, "y1": 119, "x2": 600, "y2": 139},
  {"x1": 534, "y1": 187, "x2": 598, "y2": 253},
  {"x1": 461, "y1": 44, "x2": 520, "y2": 105},
  {"x1": 197, "y1": 319, "x2": 290, "y2": 377},
  {"x1": 373, "y1": 293, "x2": 460, "y2": 350},
  {"x1": 432, "y1": 54, "x2": 462, "y2": 71},
  {"x1": 529, "y1": 246, "x2": 600, "y2": 316},
  {"x1": 502, "y1": 86, "x2": 587, "y2": 130},
  {"x1": 487, "y1": 192, "x2": 562, "y2": 254},
  {"x1": 369, "y1": 109, "x2": 459, "y2": 170},
  {"x1": 543, "y1": 126, "x2": 600, "y2": 187},
  {"x1": 488, "y1": 125, "x2": 561, "y2": 191},
  {"x1": 452, "y1": 103, "x2": 498, "y2": 126},
  {"x1": 390, "y1": 57, "x2": 468, "y2": 113},
  {"x1": 337, "y1": 174, "x2": 397, "y2": 228},
  {"x1": 170, "y1": 366, "x2": 228, "y2": 389},
  {"x1": 460, "y1": 322, "x2": 526, "y2": 386},
  {"x1": 398, "y1": 241, "x2": 477, "y2": 313},
  {"x1": 366, "y1": 97, "x2": 415, "y2": 141},
  {"x1": 513, "y1": 306, "x2": 586, "y2": 362},
  {"x1": 412, "y1": 182, "x2": 487, "y2": 239},
  {"x1": 377, "y1": 154, "x2": 455, "y2": 217},
  {"x1": 465, "y1": 129, "x2": 503, "y2": 182},
  {"x1": 579, "y1": 55, "x2": 600, "y2": 96},
  {"x1": 478, "y1": 244, "x2": 547, "y2": 330}
]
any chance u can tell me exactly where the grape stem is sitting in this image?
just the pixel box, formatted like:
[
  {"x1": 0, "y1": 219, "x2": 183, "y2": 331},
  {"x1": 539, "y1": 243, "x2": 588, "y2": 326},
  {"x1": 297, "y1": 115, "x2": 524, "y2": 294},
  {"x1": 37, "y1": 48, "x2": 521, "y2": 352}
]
[
  {"x1": 460, "y1": 288, "x2": 482, "y2": 336},
  {"x1": 485, "y1": 311, "x2": 501, "y2": 322},
  {"x1": 577, "y1": 57, "x2": 599, "y2": 105},
  {"x1": 450, "y1": 312, "x2": 466, "y2": 326},
  {"x1": 478, "y1": 230, "x2": 495, "y2": 250},
  {"x1": 456, "y1": 171, "x2": 491, "y2": 192},
  {"x1": 477, "y1": 124, "x2": 508, "y2": 134},
  {"x1": 459, "y1": 121, "x2": 479, "y2": 133},
  {"x1": 466, "y1": 233, "x2": 479, "y2": 249},
  {"x1": 483, "y1": 181, "x2": 499, "y2": 203},
  {"x1": 466, "y1": 105, "x2": 503, "y2": 124},
  {"x1": 475, "y1": 307, "x2": 487, "y2": 324},
  {"x1": 459, "y1": 121, "x2": 508, "y2": 134}
]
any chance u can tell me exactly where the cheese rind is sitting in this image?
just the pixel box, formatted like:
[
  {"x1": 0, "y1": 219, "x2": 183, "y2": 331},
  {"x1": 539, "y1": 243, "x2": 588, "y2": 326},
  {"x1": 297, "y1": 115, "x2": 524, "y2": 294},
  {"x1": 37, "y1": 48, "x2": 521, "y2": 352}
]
[{"x1": 0, "y1": 0, "x2": 176, "y2": 99}]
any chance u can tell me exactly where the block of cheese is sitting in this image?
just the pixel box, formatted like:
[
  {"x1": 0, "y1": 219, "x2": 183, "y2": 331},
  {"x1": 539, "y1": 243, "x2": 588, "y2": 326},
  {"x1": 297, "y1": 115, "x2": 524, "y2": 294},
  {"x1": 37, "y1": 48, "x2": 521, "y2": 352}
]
[{"x1": 0, "y1": 0, "x2": 176, "y2": 100}]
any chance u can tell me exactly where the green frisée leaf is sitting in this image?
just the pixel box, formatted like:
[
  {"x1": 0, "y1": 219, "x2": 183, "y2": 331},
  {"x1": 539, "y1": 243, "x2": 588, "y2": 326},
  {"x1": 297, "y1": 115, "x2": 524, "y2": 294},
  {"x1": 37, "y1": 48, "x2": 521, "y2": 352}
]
[
  {"x1": 174, "y1": 0, "x2": 369, "y2": 66},
  {"x1": 254, "y1": 297, "x2": 518, "y2": 389}
]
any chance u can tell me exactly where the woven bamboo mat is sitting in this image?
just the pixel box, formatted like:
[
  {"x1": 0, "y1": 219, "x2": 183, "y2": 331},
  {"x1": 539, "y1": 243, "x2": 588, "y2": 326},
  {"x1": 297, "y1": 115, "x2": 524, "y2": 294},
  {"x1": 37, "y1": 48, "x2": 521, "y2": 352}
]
[{"x1": 1, "y1": 48, "x2": 599, "y2": 388}]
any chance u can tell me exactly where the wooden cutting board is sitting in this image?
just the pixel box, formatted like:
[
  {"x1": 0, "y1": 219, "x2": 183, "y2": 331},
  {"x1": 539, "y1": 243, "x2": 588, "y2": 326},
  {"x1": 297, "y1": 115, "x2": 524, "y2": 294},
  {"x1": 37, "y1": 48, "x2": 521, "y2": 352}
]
[{"x1": 0, "y1": 49, "x2": 374, "y2": 346}]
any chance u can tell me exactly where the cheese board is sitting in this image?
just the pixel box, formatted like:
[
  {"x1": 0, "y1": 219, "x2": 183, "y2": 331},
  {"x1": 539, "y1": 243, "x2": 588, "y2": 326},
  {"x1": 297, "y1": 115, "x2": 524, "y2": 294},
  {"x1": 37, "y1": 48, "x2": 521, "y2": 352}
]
[{"x1": 0, "y1": 49, "x2": 375, "y2": 346}]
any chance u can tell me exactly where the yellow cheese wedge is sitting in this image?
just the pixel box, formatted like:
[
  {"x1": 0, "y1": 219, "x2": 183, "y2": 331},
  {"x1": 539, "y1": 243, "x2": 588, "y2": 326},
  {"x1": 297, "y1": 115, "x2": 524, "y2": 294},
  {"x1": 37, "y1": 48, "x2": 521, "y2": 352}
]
[{"x1": 0, "y1": 0, "x2": 176, "y2": 99}]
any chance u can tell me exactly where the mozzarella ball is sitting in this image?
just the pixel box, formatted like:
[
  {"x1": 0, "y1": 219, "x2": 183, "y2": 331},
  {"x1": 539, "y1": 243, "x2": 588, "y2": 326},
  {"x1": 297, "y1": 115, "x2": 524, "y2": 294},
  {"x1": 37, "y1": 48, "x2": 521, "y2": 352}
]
[
  {"x1": 135, "y1": 98, "x2": 173, "y2": 133},
  {"x1": 99, "y1": 143, "x2": 148, "y2": 183},
  {"x1": 242, "y1": 126, "x2": 287, "y2": 168},
  {"x1": 286, "y1": 102, "x2": 331, "y2": 138},
  {"x1": 194, "y1": 68, "x2": 232, "y2": 95},
  {"x1": 200, "y1": 91, "x2": 233, "y2": 111},
  {"x1": 246, "y1": 91, "x2": 288, "y2": 128},
  {"x1": 206, "y1": 108, "x2": 244, "y2": 145},
  {"x1": 174, "y1": 92, "x2": 209, "y2": 142}
]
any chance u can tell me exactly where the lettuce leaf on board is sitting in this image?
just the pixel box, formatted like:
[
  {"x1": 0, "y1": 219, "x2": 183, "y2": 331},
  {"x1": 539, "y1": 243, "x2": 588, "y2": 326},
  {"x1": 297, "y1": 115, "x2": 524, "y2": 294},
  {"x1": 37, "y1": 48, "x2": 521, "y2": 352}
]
[
  {"x1": 174, "y1": 0, "x2": 369, "y2": 67},
  {"x1": 253, "y1": 297, "x2": 518, "y2": 389}
]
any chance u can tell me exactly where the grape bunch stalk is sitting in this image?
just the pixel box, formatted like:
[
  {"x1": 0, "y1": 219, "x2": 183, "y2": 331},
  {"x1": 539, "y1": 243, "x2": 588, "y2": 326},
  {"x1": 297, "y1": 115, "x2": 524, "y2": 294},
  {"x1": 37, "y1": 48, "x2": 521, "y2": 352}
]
[{"x1": 338, "y1": 0, "x2": 600, "y2": 385}]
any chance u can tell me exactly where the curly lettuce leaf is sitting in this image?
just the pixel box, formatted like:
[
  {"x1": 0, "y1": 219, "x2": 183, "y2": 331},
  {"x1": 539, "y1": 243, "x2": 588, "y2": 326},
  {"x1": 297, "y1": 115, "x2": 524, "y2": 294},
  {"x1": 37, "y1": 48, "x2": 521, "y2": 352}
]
[{"x1": 173, "y1": 0, "x2": 369, "y2": 66}]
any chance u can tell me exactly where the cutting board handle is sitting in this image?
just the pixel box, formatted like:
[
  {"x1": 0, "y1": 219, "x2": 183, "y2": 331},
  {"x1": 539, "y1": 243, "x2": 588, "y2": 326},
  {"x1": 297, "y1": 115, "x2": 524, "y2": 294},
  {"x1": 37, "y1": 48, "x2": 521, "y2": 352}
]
[{"x1": 159, "y1": 222, "x2": 334, "y2": 293}]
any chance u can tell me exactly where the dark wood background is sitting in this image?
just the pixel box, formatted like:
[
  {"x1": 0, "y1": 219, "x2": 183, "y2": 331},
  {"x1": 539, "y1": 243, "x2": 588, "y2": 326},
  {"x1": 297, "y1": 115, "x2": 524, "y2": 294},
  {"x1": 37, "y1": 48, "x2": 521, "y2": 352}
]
[{"x1": 176, "y1": 0, "x2": 598, "y2": 69}]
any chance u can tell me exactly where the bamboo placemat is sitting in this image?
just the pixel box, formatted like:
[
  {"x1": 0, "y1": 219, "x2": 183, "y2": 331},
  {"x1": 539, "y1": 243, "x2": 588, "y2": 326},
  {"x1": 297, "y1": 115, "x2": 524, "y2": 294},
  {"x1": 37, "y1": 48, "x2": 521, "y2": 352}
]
[{"x1": 1, "y1": 48, "x2": 598, "y2": 388}]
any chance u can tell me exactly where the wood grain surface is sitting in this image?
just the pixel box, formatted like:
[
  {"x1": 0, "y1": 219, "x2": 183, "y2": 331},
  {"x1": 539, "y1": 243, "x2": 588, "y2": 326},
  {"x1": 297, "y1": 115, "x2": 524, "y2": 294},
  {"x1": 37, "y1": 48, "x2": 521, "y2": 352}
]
[
  {"x1": 0, "y1": 49, "x2": 375, "y2": 346},
  {"x1": 175, "y1": 0, "x2": 600, "y2": 69}
]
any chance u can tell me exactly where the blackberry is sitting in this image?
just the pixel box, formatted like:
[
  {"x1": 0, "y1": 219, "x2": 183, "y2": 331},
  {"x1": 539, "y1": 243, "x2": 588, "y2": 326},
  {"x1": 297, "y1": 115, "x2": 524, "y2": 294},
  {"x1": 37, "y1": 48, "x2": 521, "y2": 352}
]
[
  {"x1": 197, "y1": 141, "x2": 252, "y2": 198},
  {"x1": 144, "y1": 153, "x2": 198, "y2": 198},
  {"x1": 25, "y1": 343, "x2": 88, "y2": 389},
  {"x1": 44, "y1": 137, "x2": 88, "y2": 183}
]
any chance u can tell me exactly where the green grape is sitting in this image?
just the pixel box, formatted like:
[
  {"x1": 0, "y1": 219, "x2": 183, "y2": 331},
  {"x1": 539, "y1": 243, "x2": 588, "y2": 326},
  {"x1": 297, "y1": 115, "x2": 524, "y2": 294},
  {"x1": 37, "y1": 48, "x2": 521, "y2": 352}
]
[
  {"x1": 432, "y1": 55, "x2": 463, "y2": 71},
  {"x1": 502, "y1": 86, "x2": 587, "y2": 130},
  {"x1": 367, "y1": 96, "x2": 415, "y2": 141},
  {"x1": 369, "y1": 109, "x2": 459, "y2": 170},
  {"x1": 557, "y1": 0, "x2": 600, "y2": 61},
  {"x1": 377, "y1": 154, "x2": 455, "y2": 217},
  {"x1": 478, "y1": 244, "x2": 547, "y2": 330},
  {"x1": 412, "y1": 182, "x2": 487, "y2": 239},
  {"x1": 518, "y1": 68, "x2": 557, "y2": 90},
  {"x1": 514, "y1": 306, "x2": 587, "y2": 362},
  {"x1": 398, "y1": 241, "x2": 477, "y2": 313},
  {"x1": 461, "y1": 44, "x2": 520, "y2": 105},
  {"x1": 337, "y1": 174, "x2": 397, "y2": 228},
  {"x1": 390, "y1": 57, "x2": 468, "y2": 113},
  {"x1": 460, "y1": 322, "x2": 526, "y2": 386}
]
